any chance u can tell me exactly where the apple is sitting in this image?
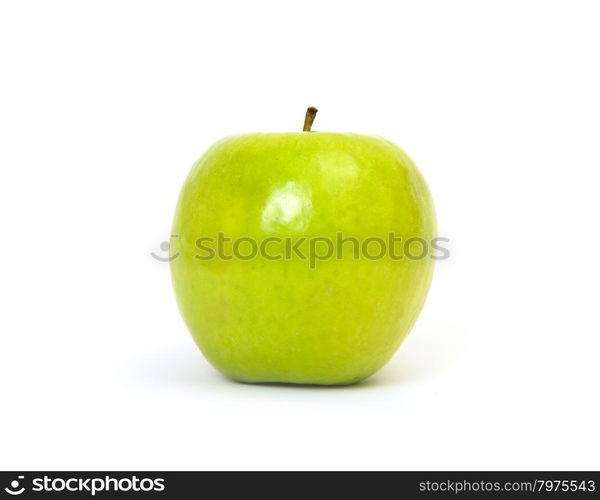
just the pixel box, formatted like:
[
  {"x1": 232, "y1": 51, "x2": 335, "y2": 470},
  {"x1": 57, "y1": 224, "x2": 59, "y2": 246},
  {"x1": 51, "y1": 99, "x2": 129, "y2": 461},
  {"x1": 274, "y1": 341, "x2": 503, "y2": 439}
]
[{"x1": 170, "y1": 108, "x2": 436, "y2": 385}]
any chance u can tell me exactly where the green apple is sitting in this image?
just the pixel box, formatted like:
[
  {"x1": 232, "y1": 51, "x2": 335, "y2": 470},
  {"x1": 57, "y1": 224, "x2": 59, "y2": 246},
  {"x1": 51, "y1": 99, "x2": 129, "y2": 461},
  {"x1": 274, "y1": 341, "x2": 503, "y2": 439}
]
[{"x1": 170, "y1": 108, "x2": 436, "y2": 385}]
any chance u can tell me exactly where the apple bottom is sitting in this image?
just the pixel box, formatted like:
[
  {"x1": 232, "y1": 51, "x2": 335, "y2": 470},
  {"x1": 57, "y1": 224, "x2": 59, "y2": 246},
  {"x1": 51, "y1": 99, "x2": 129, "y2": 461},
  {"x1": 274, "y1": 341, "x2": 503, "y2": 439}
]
[{"x1": 173, "y1": 256, "x2": 433, "y2": 385}]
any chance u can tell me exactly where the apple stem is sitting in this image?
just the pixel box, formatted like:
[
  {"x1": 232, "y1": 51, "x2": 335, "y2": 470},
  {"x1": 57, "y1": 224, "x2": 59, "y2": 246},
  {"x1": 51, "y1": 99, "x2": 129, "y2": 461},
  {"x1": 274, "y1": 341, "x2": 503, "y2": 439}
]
[{"x1": 302, "y1": 106, "x2": 318, "y2": 132}]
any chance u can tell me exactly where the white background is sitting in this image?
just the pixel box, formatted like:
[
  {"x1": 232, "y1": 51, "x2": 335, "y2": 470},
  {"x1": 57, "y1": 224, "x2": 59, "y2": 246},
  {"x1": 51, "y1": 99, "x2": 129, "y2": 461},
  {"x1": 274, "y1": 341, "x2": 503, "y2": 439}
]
[{"x1": 1, "y1": 0, "x2": 599, "y2": 471}]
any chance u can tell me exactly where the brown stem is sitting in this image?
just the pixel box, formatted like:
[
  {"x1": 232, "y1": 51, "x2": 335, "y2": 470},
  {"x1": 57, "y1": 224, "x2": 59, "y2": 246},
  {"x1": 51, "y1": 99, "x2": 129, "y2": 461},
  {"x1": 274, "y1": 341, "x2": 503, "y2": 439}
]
[{"x1": 302, "y1": 106, "x2": 318, "y2": 132}]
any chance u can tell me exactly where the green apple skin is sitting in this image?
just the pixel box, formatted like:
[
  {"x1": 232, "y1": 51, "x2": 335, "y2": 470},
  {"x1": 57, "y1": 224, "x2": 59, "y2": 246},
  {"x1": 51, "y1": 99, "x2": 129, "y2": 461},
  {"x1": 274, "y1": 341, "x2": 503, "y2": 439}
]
[{"x1": 170, "y1": 132, "x2": 436, "y2": 385}]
